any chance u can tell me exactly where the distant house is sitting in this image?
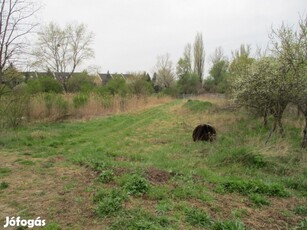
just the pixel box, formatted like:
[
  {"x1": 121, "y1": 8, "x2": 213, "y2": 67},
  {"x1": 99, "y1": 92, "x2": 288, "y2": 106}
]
[
  {"x1": 22, "y1": 70, "x2": 135, "y2": 86},
  {"x1": 93, "y1": 72, "x2": 134, "y2": 85}
]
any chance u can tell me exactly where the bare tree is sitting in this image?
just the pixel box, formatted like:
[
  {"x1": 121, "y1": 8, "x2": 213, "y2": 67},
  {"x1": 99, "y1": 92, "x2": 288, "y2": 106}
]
[
  {"x1": 32, "y1": 22, "x2": 94, "y2": 92},
  {"x1": 193, "y1": 33, "x2": 205, "y2": 83},
  {"x1": 0, "y1": 0, "x2": 39, "y2": 94},
  {"x1": 154, "y1": 53, "x2": 175, "y2": 89},
  {"x1": 209, "y1": 47, "x2": 225, "y2": 65}
]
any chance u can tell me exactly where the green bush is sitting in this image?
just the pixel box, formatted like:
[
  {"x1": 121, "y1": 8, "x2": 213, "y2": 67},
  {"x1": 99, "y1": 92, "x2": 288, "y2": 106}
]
[
  {"x1": 54, "y1": 95, "x2": 68, "y2": 116},
  {"x1": 177, "y1": 73, "x2": 199, "y2": 95},
  {"x1": 106, "y1": 76, "x2": 128, "y2": 97},
  {"x1": 0, "y1": 92, "x2": 29, "y2": 128},
  {"x1": 73, "y1": 93, "x2": 89, "y2": 108},
  {"x1": 94, "y1": 87, "x2": 113, "y2": 109},
  {"x1": 67, "y1": 72, "x2": 95, "y2": 93},
  {"x1": 26, "y1": 77, "x2": 63, "y2": 94},
  {"x1": 43, "y1": 93, "x2": 68, "y2": 118}
]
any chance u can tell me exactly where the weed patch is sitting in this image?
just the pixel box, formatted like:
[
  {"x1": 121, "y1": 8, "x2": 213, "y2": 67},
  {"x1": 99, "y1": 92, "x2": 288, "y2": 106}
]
[
  {"x1": 212, "y1": 219, "x2": 246, "y2": 230},
  {"x1": 183, "y1": 99, "x2": 213, "y2": 112},
  {"x1": 221, "y1": 180, "x2": 289, "y2": 197},
  {"x1": 294, "y1": 206, "x2": 307, "y2": 216},
  {"x1": 249, "y1": 194, "x2": 270, "y2": 207},
  {"x1": 124, "y1": 174, "x2": 150, "y2": 196},
  {"x1": 185, "y1": 207, "x2": 213, "y2": 228},
  {"x1": 110, "y1": 209, "x2": 171, "y2": 230},
  {"x1": 98, "y1": 170, "x2": 114, "y2": 183},
  {"x1": 0, "y1": 181, "x2": 9, "y2": 190},
  {"x1": 94, "y1": 189, "x2": 126, "y2": 218}
]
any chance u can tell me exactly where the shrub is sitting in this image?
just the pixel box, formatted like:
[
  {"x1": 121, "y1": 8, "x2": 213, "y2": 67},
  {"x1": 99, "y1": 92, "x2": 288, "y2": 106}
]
[
  {"x1": 54, "y1": 95, "x2": 68, "y2": 117},
  {"x1": 0, "y1": 92, "x2": 29, "y2": 128},
  {"x1": 26, "y1": 77, "x2": 63, "y2": 94},
  {"x1": 73, "y1": 93, "x2": 89, "y2": 108},
  {"x1": 43, "y1": 93, "x2": 68, "y2": 119},
  {"x1": 66, "y1": 72, "x2": 95, "y2": 93}
]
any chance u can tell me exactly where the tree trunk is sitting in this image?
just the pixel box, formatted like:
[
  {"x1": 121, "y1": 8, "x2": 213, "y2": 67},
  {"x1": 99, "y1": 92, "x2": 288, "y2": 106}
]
[
  {"x1": 302, "y1": 115, "x2": 307, "y2": 149},
  {"x1": 277, "y1": 118, "x2": 285, "y2": 138},
  {"x1": 266, "y1": 120, "x2": 277, "y2": 143},
  {"x1": 263, "y1": 111, "x2": 268, "y2": 128}
]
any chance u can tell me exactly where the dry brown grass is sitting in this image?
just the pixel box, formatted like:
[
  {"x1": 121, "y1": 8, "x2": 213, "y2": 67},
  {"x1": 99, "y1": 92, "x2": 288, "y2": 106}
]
[{"x1": 27, "y1": 93, "x2": 172, "y2": 122}]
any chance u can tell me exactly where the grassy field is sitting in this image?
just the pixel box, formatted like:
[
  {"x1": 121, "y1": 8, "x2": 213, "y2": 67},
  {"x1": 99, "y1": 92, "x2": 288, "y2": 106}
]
[{"x1": 0, "y1": 96, "x2": 306, "y2": 229}]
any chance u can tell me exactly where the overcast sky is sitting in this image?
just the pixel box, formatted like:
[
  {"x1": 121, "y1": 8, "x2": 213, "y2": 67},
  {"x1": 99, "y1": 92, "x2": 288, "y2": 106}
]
[{"x1": 38, "y1": 0, "x2": 306, "y2": 76}]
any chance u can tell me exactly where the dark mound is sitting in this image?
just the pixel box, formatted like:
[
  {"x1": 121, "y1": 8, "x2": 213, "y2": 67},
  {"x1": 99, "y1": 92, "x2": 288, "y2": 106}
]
[{"x1": 192, "y1": 124, "x2": 216, "y2": 142}]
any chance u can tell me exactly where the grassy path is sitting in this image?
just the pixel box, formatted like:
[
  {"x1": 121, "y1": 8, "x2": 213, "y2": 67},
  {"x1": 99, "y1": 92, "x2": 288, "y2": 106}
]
[{"x1": 0, "y1": 99, "x2": 306, "y2": 229}]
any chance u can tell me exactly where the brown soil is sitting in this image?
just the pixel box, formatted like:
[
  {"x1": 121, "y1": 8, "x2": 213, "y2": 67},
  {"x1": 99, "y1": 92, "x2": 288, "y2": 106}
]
[{"x1": 145, "y1": 167, "x2": 171, "y2": 184}]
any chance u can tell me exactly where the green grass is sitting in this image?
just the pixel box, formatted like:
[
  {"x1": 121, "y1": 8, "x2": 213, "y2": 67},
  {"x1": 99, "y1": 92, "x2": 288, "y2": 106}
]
[
  {"x1": 183, "y1": 99, "x2": 213, "y2": 112},
  {"x1": 0, "y1": 99, "x2": 306, "y2": 229},
  {"x1": 0, "y1": 167, "x2": 11, "y2": 178}
]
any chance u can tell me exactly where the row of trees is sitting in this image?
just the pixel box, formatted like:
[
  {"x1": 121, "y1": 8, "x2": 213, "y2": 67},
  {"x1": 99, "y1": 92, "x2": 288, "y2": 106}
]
[
  {"x1": 152, "y1": 33, "x2": 205, "y2": 95},
  {"x1": 152, "y1": 34, "x2": 253, "y2": 95},
  {"x1": 0, "y1": 0, "x2": 95, "y2": 96},
  {"x1": 232, "y1": 17, "x2": 307, "y2": 148}
]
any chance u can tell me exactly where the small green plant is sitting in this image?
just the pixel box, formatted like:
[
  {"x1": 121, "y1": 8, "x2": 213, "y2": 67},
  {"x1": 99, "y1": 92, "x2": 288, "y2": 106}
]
[
  {"x1": 42, "y1": 221, "x2": 61, "y2": 230},
  {"x1": 90, "y1": 160, "x2": 107, "y2": 172},
  {"x1": 249, "y1": 194, "x2": 270, "y2": 207},
  {"x1": 294, "y1": 206, "x2": 307, "y2": 215},
  {"x1": 295, "y1": 219, "x2": 307, "y2": 230},
  {"x1": 212, "y1": 219, "x2": 246, "y2": 230},
  {"x1": 0, "y1": 181, "x2": 9, "y2": 190},
  {"x1": 124, "y1": 174, "x2": 149, "y2": 196},
  {"x1": 98, "y1": 170, "x2": 114, "y2": 183},
  {"x1": 94, "y1": 189, "x2": 125, "y2": 217},
  {"x1": 185, "y1": 207, "x2": 212, "y2": 227},
  {"x1": 156, "y1": 200, "x2": 173, "y2": 215}
]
